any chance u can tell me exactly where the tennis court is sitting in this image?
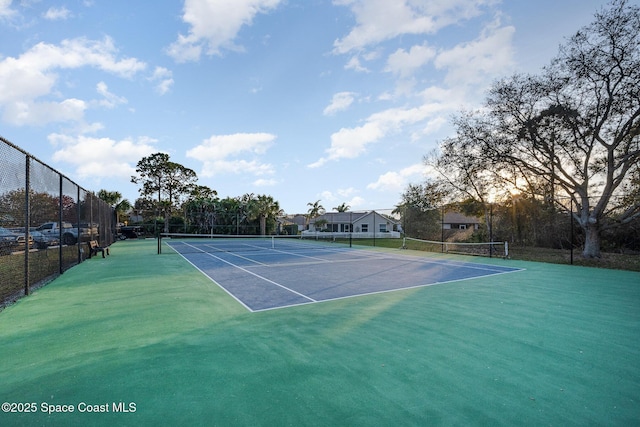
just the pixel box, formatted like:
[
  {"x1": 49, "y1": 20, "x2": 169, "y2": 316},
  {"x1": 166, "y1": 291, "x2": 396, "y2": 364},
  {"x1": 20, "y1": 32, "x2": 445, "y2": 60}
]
[
  {"x1": 163, "y1": 236, "x2": 524, "y2": 311},
  {"x1": 1, "y1": 239, "x2": 639, "y2": 426}
]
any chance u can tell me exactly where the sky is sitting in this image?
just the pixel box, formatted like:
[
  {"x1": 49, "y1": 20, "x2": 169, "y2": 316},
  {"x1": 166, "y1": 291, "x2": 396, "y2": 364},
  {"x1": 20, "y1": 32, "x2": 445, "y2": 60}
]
[{"x1": 0, "y1": 0, "x2": 628, "y2": 215}]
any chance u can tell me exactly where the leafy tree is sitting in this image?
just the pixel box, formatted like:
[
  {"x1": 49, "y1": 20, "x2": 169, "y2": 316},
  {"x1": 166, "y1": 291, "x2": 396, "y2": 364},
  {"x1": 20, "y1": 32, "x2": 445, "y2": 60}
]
[
  {"x1": 430, "y1": 0, "x2": 640, "y2": 258},
  {"x1": 216, "y1": 197, "x2": 244, "y2": 234},
  {"x1": 189, "y1": 185, "x2": 218, "y2": 200},
  {"x1": 180, "y1": 185, "x2": 218, "y2": 233},
  {"x1": 394, "y1": 182, "x2": 447, "y2": 239},
  {"x1": 131, "y1": 153, "x2": 197, "y2": 232},
  {"x1": 0, "y1": 190, "x2": 60, "y2": 227}
]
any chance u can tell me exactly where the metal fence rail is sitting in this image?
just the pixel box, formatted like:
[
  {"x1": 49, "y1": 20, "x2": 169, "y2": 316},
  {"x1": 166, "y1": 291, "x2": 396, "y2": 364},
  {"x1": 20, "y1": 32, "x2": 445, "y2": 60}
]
[{"x1": 1, "y1": 136, "x2": 115, "y2": 308}]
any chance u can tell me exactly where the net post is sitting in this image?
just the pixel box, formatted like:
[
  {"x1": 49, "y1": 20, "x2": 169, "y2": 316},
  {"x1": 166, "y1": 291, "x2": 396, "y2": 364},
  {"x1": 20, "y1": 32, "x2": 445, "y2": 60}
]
[
  {"x1": 504, "y1": 241, "x2": 509, "y2": 258},
  {"x1": 158, "y1": 234, "x2": 162, "y2": 254}
]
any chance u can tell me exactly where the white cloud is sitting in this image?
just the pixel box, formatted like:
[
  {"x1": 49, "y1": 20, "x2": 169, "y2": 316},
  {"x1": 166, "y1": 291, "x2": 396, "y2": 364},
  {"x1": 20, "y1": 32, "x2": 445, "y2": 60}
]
[
  {"x1": 337, "y1": 187, "x2": 357, "y2": 198},
  {"x1": 167, "y1": 0, "x2": 283, "y2": 62},
  {"x1": 385, "y1": 43, "x2": 436, "y2": 78},
  {"x1": 309, "y1": 105, "x2": 437, "y2": 167},
  {"x1": 367, "y1": 163, "x2": 427, "y2": 192},
  {"x1": 149, "y1": 67, "x2": 174, "y2": 95},
  {"x1": 43, "y1": 6, "x2": 72, "y2": 20},
  {"x1": 253, "y1": 178, "x2": 278, "y2": 186},
  {"x1": 347, "y1": 196, "x2": 366, "y2": 209},
  {"x1": 26, "y1": 37, "x2": 146, "y2": 78},
  {"x1": 333, "y1": 0, "x2": 494, "y2": 54},
  {"x1": 187, "y1": 132, "x2": 276, "y2": 177},
  {"x1": 0, "y1": 0, "x2": 16, "y2": 19},
  {"x1": 3, "y1": 99, "x2": 87, "y2": 126},
  {"x1": 49, "y1": 134, "x2": 158, "y2": 179},
  {"x1": 0, "y1": 37, "x2": 146, "y2": 125},
  {"x1": 199, "y1": 159, "x2": 274, "y2": 177},
  {"x1": 435, "y1": 19, "x2": 515, "y2": 86},
  {"x1": 318, "y1": 187, "x2": 361, "y2": 206},
  {"x1": 95, "y1": 82, "x2": 127, "y2": 109},
  {"x1": 344, "y1": 56, "x2": 370, "y2": 73},
  {"x1": 420, "y1": 116, "x2": 448, "y2": 136},
  {"x1": 323, "y1": 92, "x2": 356, "y2": 116}
]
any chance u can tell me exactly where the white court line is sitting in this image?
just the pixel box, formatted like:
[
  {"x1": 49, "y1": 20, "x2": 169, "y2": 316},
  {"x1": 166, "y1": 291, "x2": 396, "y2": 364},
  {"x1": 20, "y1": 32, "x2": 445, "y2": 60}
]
[
  {"x1": 167, "y1": 241, "x2": 524, "y2": 313},
  {"x1": 205, "y1": 244, "x2": 523, "y2": 275},
  {"x1": 253, "y1": 267, "x2": 524, "y2": 312},
  {"x1": 203, "y1": 251, "x2": 317, "y2": 303},
  {"x1": 165, "y1": 241, "x2": 317, "y2": 309},
  {"x1": 334, "y1": 248, "x2": 525, "y2": 273},
  {"x1": 268, "y1": 247, "x2": 333, "y2": 262},
  {"x1": 222, "y1": 251, "x2": 269, "y2": 266},
  {"x1": 164, "y1": 242, "x2": 254, "y2": 312},
  {"x1": 244, "y1": 256, "x2": 382, "y2": 268},
  {"x1": 170, "y1": 241, "x2": 523, "y2": 274}
]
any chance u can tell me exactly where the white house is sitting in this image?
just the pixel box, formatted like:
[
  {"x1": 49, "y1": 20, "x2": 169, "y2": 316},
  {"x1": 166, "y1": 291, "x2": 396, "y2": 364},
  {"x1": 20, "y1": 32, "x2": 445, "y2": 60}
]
[
  {"x1": 442, "y1": 212, "x2": 481, "y2": 230},
  {"x1": 304, "y1": 210, "x2": 401, "y2": 238}
]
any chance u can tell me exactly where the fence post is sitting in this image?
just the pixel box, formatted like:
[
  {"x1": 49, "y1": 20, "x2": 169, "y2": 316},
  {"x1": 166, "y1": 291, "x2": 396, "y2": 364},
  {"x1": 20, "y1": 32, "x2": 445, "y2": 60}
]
[
  {"x1": 24, "y1": 155, "x2": 30, "y2": 296},
  {"x1": 441, "y1": 206, "x2": 445, "y2": 253},
  {"x1": 570, "y1": 198, "x2": 574, "y2": 265},
  {"x1": 77, "y1": 186, "x2": 81, "y2": 265},
  {"x1": 59, "y1": 175, "x2": 63, "y2": 275}
]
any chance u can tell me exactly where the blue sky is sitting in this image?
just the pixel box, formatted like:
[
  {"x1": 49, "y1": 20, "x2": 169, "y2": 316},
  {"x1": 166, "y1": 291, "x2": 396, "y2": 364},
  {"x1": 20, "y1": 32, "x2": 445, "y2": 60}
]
[{"x1": 0, "y1": 0, "x2": 624, "y2": 214}]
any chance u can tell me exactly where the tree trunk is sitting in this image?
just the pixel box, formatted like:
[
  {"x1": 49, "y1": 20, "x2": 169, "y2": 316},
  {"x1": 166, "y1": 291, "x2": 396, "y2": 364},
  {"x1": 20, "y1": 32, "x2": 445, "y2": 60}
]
[
  {"x1": 582, "y1": 221, "x2": 601, "y2": 258},
  {"x1": 260, "y1": 215, "x2": 266, "y2": 236}
]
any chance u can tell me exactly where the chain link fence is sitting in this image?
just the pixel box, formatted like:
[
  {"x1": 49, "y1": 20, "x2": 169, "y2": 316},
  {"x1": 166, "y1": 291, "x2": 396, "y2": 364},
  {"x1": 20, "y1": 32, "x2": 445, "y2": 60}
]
[
  {"x1": 1, "y1": 136, "x2": 116, "y2": 308},
  {"x1": 300, "y1": 205, "x2": 638, "y2": 268},
  {"x1": 398, "y1": 200, "x2": 639, "y2": 269}
]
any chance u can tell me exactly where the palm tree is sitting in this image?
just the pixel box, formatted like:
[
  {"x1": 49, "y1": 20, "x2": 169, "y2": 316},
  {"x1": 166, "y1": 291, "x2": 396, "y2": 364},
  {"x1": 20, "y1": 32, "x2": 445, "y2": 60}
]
[
  {"x1": 249, "y1": 194, "x2": 282, "y2": 236},
  {"x1": 98, "y1": 189, "x2": 131, "y2": 224},
  {"x1": 333, "y1": 203, "x2": 350, "y2": 212},
  {"x1": 306, "y1": 200, "x2": 325, "y2": 230}
]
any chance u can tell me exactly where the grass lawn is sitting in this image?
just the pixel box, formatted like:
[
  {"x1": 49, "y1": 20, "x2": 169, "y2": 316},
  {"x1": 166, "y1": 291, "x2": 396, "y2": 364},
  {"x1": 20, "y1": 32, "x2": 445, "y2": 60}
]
[{"x1": 0, "y1": 239, "x2": 639, "y2": 426}]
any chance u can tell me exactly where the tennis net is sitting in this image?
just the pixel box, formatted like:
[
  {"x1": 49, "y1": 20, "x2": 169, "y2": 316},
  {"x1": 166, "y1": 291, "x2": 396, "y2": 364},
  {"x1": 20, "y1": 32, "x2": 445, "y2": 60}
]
[
  {"x1": 402, "y1": 237, "x2": 508, "y2": 258},
  {"x1": 159, "y1": 233, "x2": 349, "y2": 254}
]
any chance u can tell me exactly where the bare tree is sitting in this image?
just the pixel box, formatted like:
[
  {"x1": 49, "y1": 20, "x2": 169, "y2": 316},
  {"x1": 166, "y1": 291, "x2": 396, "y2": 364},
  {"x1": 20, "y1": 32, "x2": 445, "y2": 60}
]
[{"x1": 431, "y1": 0, "x2": 640, "y2": 258}]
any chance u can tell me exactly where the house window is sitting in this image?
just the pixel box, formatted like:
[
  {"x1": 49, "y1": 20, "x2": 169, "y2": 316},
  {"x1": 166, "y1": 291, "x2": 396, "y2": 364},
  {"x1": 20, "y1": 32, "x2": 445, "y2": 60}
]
[
  {"x1": 460, "y1": 224, "x2": 467, "y2": 230},
  {"x1": 379, "y1": 223, "x2": 387, "y2": 232},
  {"x1": 361, "y1": 224, "x2": 368, "y2": 232}
]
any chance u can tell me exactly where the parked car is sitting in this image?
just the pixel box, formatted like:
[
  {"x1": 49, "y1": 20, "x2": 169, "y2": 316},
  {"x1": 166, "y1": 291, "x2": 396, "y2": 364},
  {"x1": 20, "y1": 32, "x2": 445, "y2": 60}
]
[
  {"x1": 0, "y1": 227, "x2": 20, "y2": 255},
  {"x1": 29, "y1": 229, "x2": 60, "y2": 249},
  {"x1": 35, "y1": 222, "x2": 79, "y2": 245},
  {"x1": 118, "y1": 226, "x2": 143, "y2": 240},
  {"x1": 8, "y1": 228, "x2": 35, "y2": 251}
]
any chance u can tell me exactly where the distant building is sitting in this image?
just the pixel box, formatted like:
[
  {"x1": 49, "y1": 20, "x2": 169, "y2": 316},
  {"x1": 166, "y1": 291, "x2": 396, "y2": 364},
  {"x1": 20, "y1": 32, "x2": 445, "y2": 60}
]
[
  {"x1": 304, "y1": 210, "x2": 401, "y2": 238},
  {"x1": 442, "y1": 212, "x2": 481, "y2": 230}
]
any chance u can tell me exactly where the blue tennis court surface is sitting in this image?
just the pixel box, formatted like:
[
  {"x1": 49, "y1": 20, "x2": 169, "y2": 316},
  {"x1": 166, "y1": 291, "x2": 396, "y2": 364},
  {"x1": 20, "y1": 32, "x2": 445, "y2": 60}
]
[{"x1": 166, "y1": 242, "x2": 524, "y2": 312}]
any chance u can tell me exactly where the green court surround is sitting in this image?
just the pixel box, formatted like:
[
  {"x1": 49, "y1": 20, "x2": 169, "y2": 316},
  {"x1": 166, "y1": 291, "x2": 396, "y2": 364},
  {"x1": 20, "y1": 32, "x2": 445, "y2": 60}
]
[{"x1": 0, "y1": 239, "x2": 638, "y2": 426}]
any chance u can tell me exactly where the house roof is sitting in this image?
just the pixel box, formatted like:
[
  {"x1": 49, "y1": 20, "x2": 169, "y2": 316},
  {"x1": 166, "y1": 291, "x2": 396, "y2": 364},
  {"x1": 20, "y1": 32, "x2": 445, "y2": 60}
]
[
  {"x1": 282, "y1": 214, "x2": 307, "y2": 226},
  {"x1": 443, "y1": 212, "x2": 481, "y2": 224}
]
